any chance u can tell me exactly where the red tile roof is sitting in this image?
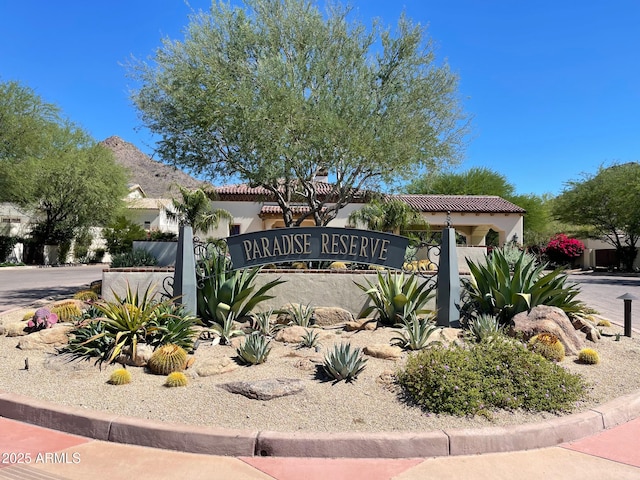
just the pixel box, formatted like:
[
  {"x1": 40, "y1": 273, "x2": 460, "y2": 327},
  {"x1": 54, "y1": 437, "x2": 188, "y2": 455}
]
[
  {"x1": 215, "y1": 184, "x2": 525, "y2": 214},
  {"x1": 394, "y1": 195, "x2": 525, "y2": 214}
]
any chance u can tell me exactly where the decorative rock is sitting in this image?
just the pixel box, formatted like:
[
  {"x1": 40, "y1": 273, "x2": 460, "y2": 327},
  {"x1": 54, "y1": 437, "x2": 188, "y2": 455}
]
[
  {"x1": 218, "y1": 378, "x2": 305, "y2": 400},
  {"x1": 440, "y1": 327, "x2": 463, "y2": 345},
  {"x1": 1, "y1": 322, "x2": 28, "y2": 337},
  {"x1": 510, "y1": 305, "x2": 584, "y2": 355},
  {"x1": 274, "y1": 326, "x2": 311, "y2": 343},
  {"x1": 292, "y1": 357, "x2": 317, "y2": 371},
  {"x1": 313, "y1": 307, "x2": 354, "y2": 327},
  {"x1": 195, "y1": 356, "x2": 239, "y2": 377},
  {"x1": 43, "y1": 355, "x2": 94, "y2": 371},
  {"x1": 344, "y1": 318, "x2": 378, "y2": 331},
  {"x1": 17, "y1": 325, "x2": 74, "y2": 352},
  {"x1": 571, "y1": 316, "x2": 601, "y2": 342},
  {"x1": 116, "y1": 343, "x2": 154, "y2": 367},
  {"x1": 363, "y1": 344, "x2": 403, "y2": 360}
]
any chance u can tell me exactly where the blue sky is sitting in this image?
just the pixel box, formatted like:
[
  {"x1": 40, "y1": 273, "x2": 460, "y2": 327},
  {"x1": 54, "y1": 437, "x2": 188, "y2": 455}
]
[{"x1": 2, "y1": 0, "x2": 638, "y2": 197}]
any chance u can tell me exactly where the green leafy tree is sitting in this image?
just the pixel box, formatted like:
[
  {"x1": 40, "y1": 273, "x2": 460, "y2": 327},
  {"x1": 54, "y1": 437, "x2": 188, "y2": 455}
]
[
  {"x1": 167, "y1": 185, "x2": 232, "y2": 234},
  {"x1": 553, "y1": 163, "x2": 640, "y2": 271},
  {"x1": 348, "y1": 197, "x2": 427, "y2": 234},
  {"x1": 129, "y1": 0, "x2": 468, "y2": 227},
  {"x1": 103, "y1": 216, "x2": 148, "y2": 255}
]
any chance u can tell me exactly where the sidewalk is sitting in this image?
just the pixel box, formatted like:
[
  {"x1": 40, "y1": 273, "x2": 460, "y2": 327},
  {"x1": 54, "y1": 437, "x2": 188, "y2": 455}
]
[{"x1": 1, "y1": 416, "x2": 639, "y2": 480}]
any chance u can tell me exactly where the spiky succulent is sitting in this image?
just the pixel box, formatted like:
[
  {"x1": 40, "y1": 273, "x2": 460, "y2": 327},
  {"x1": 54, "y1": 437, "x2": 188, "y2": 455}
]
[
  {"x1": 528, "y1": 333, "x2": 565, "y2": 362},
  {"x1": 578, "y1": 348, "x2": 600, "y2": 365},
  {"x1": 165, "y1": 371, "x2": 188, "y2": 387},
  {"x1": 466, "y1": 314, "x2": 503, "y2": 343},
  {"x1": 52, "y1": 302, "x2": 83, "y2": 322},
  {"x1": 298, "y1": 329, "x2": 321, "y2": 349},
  {"x1": 147, "y1": 344, "x2": 188, "y2": 375},
  {"x1": 108, "y1": 368, "x2": 132, "y2": 385},
  {"x1": 237, "y1": 332, "x2": 272, "y2": 365},
  {"x1": 323, "y1": 343, "x2": 367, "y2": 382},
  {"x1": 285, "y1": 303, "x2": 315, "y2": 327},
  {"x1": 392, "y1": 314, "x2": 441, "y2": 350}
]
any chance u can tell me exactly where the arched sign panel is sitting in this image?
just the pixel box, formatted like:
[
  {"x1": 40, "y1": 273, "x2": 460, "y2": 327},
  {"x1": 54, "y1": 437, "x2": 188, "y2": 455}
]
[{"x1": 226, "y1": 227, "x2": 409, "y2": 269}]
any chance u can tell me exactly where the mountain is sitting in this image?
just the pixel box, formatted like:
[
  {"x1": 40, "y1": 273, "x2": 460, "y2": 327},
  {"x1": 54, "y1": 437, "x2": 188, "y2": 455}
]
[{"x1": 100, "y1": 136, "x2": 208, "y2": 198}]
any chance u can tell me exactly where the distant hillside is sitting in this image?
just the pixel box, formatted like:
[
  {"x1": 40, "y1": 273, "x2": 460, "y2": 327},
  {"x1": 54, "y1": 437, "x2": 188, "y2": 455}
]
[{"x1": 100, "y1": 136, "x2": 208, "y2": 198}]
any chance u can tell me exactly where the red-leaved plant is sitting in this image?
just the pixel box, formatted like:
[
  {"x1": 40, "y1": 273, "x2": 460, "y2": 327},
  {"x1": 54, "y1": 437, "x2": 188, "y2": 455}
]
[{"x1": 544, "y1": 234, "x2": 585, "y2": 266}]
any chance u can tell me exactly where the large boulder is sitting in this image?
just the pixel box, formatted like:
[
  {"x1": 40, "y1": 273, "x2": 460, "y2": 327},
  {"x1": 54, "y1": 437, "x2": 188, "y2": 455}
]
[
  {"x1": 17, "y1": 325, "x2": 74, "y2": 352},
  {"x1": 313, "y1": 307, "x2": 354, "y2": 327},
  {"x1": 510, "y1": 305, "x2": 584, "y2": 355}
]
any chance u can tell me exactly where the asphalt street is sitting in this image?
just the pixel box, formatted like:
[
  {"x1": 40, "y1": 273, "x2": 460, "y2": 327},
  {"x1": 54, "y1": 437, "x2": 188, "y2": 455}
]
[
  {"x1": 0, "y1": 265, "x2": 104, "y2": 312},
  {"x1": 0, "y1": 266, "x2": 638, "y2": 330}
]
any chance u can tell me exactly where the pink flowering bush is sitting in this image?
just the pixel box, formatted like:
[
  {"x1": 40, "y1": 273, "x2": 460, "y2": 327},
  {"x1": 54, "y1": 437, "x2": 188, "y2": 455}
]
[{"x1": 544, "y1": 234, "x2": 585, "y2": 266}]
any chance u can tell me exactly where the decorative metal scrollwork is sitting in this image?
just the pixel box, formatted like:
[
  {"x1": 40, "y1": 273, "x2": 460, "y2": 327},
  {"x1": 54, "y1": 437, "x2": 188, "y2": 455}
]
[{"x1": 403, "y1": 231, "x2": 440, "y2": 290}]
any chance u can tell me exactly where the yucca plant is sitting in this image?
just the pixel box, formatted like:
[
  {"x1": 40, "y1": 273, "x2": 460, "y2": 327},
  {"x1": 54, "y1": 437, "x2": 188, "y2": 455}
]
[
  {"x1": 465, "y1": 314, "x2": 503, "y2": 343},
  {"x1": 237, "y1": 332, "x2": 272, "y2": 365},
  {"x1": 464, "y1": 249, "x2": 583, "y2": 325},
  {"x1": 197, "y1": 253, "x2": 285, "y2": 326},
  {"x1": 323, "y1": 343, "x2": 367, "y2": 382},
  {"x1": 355, "y1": 269, "x2": 434, "y2": 326},
  {"x1": 92, "y1": 283, "x2": 169, "y2": 363},
  {"x1": 285, "y1": 303, "x2": 315, "y2": 327},
  {"x1": 392, "y1": 314, "x2": 441, "y2": 350}
]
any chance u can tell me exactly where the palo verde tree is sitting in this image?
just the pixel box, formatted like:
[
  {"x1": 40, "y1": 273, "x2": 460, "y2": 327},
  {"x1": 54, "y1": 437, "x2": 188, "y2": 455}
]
[
  {"x1": 129, "y1": 0, "x2": 468, "y2": 227},
  {"x1": 553, "y1": 162, "x2": 640, "y2": 271}
]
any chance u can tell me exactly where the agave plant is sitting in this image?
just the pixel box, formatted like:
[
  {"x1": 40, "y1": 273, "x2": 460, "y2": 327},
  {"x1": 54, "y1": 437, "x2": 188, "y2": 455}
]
[
  {"x1": 465, "y1": 249, "x2": 583, "y2": 325},
  {"x1": 197, "y1": 253, "x2": 285, "y2": 326},
  {"x1": 465, "y1": 314, "x2": 503, "y2": 343},
  {"x1": 237, "y1": 332, "x2": 272, "y2": 365},
  {"x1": 58, "y1": 319, "x2": 113, "y2": 367},
  {"x1": 391, "y1": 313, "x2": 441, "y2": 350},
  {"x1": 323, "y1": 343, "x2": 367, "y2": 382},
  {"x1": 285, "y1": 303, "x2": 315, "y2": 327},
  {"x1": 299, "y1": 329, "x2": 321, "y2": 349},
  {"x1": 148, "y1": 302, "x2": 202, "y2": 351},
  {"x1": 355, "y1": 269, "x2": 434, "y2": 326},
  {"x1": 249, "y1": 309, "x2": 282, "y2": 337},
  {"x1": 210, "y1": 310, "x2": 245, "y2": 345}
]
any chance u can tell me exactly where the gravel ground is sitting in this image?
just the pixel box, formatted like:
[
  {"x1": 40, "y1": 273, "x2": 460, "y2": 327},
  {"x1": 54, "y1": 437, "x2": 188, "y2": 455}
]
[{"x1": 1, "y1": 307, "x2": 640, "y2": 434}]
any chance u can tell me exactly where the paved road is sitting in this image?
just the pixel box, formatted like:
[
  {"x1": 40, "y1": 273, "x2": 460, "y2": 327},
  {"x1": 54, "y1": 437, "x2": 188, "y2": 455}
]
[
  {"x1": 1, "y1": 266, "x2": 639, "y2": 331},
  {"x1": 0, "y1": 265, "x2": 105, "y2": 312},
  {"x1": 570, "y1": 273, "x2": 640, "y2": 329}
]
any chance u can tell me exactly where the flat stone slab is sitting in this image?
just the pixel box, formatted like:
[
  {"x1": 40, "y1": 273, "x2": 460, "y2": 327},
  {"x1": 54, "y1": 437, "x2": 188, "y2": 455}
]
[{"x1": 218, "y1": 378, "x2": 305, "y2": 400}]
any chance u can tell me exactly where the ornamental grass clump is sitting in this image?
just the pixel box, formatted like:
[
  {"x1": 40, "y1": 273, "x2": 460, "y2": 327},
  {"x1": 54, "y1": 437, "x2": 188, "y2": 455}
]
[{"x1": 397, "y1": 338, "x2": 585, "y2": 416}]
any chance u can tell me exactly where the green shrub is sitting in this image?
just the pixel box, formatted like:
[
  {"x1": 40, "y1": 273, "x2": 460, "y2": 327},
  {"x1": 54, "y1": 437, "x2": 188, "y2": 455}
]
[
  {"x1": 0, "y1": 235, "x2": 17, "y2": 263},
  {"x1": 397, "y1": 339, "x2": 586, "y2": 416},
  {"x1": 464, "y1": 249, "x2": 583, "y2": 324},
  {"x1": 355, "y1": 270, "x2": 434, "y2": 326},
  {"x1": 103, "y1": 216, "x2": 147, "y2": 255},
  {"x1": 110, "y1": 249, "x2": 158, "y2": 268}
]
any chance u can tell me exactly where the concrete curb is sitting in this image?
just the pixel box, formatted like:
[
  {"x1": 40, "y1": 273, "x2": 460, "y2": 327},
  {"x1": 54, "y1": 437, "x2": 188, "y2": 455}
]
[{"x1": 2, "y1": 389, "x2": 640, "y2": 458}]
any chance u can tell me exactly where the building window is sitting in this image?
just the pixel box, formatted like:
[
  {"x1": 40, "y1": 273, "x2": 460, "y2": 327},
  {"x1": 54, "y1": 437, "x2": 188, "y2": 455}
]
[
  {"x1": 229, "y1": 224, "x2": 241, "y2": 236},
  {"x1": 144, "y1": 221, "x2": 151, "y2": 230}
]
